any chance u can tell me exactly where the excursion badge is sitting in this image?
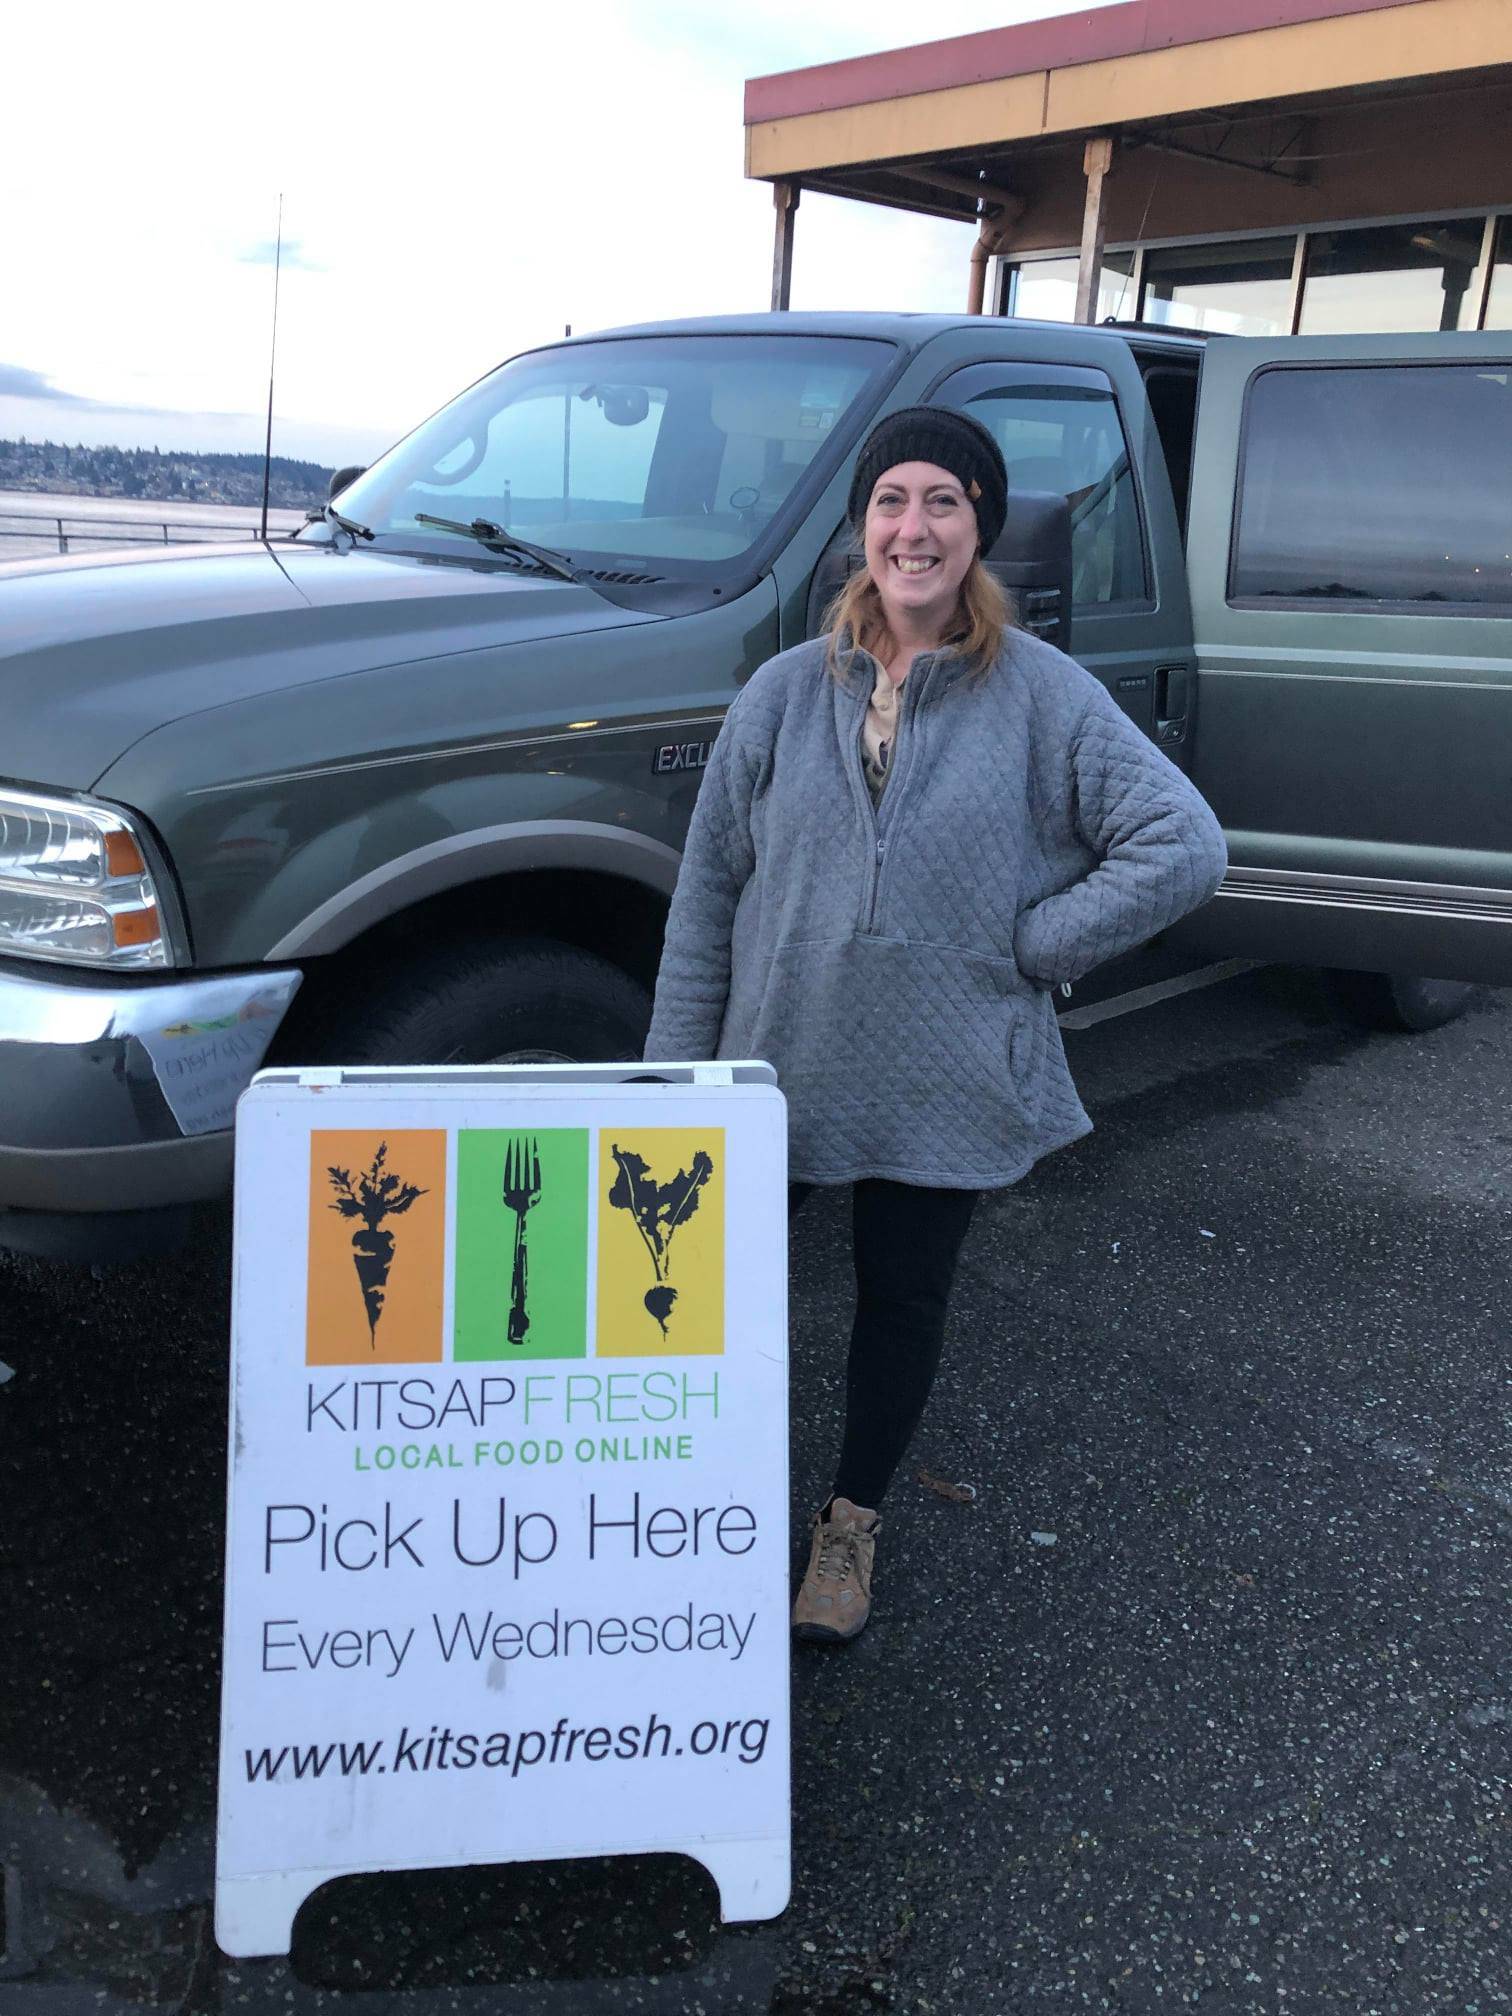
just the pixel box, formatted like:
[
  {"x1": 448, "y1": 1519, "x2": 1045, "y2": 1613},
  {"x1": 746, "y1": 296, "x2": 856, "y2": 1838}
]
[{"x1": 652, "y1": 740, "x2": 714, "y2": 775}]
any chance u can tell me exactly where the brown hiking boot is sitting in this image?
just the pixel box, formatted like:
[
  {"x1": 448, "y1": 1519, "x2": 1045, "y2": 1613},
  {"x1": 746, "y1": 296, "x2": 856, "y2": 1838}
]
[{"x1": 792, "y1": 1497, "x2": 880, "y2": 1643}]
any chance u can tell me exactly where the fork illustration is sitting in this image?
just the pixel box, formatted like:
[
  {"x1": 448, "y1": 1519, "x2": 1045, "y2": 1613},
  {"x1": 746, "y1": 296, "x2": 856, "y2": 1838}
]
[{"x1": 502, "y1": 1137, "x2": 542, "y2": 1346}]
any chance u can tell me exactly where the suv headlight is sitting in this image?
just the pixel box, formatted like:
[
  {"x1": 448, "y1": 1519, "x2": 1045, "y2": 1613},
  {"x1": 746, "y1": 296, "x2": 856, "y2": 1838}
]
[{"x1": 0, "y1": 787, "x2": 178, "y2": 969}]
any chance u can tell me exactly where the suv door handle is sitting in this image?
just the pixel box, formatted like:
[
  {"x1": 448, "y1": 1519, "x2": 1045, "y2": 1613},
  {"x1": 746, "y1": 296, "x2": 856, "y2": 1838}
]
[{"x1": 1155, "y1": 665, "x2": 1190, "y2": 745}]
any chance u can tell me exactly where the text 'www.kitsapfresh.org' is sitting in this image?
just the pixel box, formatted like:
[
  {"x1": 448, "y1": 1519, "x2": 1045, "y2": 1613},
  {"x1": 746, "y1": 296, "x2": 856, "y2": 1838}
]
[
  {"x1": 243, "y1": 1708, "x2": 771, "y2": 1787},
  {"x1": 304, "y1": 1127, "x2": 725, "y2": 1366}
]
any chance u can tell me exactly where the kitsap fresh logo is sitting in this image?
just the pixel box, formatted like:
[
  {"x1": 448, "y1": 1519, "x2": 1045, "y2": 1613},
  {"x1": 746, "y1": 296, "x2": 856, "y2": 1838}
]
[
  {"x1": 597, "y1": 1130, "x2": 724, "y2": 1357},
  {"x1": 306, "y1": 1132, "x2": 446, "y2": 1365},
  {"x1": 302, "y1": 1126, "x2": 720, "y2": 1366},
  {"x1": 453, "y1": 1130, "x2": 589, "y2": 1362}
]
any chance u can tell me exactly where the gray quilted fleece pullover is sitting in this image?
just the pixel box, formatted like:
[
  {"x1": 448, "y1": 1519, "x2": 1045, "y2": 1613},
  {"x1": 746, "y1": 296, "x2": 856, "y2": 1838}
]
[{"x1": 646, "y1": 629, "x2": 1227, "y2": 1188}]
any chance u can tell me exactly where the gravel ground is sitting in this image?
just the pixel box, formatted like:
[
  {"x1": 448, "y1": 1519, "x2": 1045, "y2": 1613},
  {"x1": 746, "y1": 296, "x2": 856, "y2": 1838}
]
[{"x1": 1, "y1": 964, "x2": 1508, "y2": 2013}]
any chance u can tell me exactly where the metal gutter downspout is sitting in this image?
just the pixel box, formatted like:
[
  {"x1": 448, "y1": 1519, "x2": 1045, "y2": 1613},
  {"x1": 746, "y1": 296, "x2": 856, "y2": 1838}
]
[
  {"x1": 967, "y1": 195, "x2": 1023, "y2": 314},
  {"x1": 967, "y1": 218, "x2": 997, "y2": 314}
]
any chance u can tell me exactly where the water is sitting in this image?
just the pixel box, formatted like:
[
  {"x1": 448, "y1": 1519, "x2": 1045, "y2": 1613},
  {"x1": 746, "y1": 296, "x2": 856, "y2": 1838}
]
[{"x1": 0, "y1": 488, "x2": 305, "y2": 563}]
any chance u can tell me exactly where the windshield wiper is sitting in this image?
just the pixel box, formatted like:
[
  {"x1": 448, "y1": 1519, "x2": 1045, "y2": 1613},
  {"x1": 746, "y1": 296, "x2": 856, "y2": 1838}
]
[
  {"x1": 413, "y1": 513, "x2": 579, "y2": 583},
  {"x1": 306, "y1": 500, "x2": 375, "y2": 541}
]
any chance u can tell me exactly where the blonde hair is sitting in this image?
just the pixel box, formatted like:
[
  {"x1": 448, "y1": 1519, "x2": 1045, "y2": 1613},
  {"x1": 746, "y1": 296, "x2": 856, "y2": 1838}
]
[{"x1": 822, "y1": 547, "x2": 1013, "y2": 685}]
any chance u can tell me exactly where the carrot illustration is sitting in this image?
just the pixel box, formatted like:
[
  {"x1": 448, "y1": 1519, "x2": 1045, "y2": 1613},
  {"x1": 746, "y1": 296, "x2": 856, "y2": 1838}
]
[
  {"x1": 326, "y1": 1143, "x2": 427, "y2": 1345},
  {"x1": 607, "y1": 1144, "x2": 713, "y2": 1334}
]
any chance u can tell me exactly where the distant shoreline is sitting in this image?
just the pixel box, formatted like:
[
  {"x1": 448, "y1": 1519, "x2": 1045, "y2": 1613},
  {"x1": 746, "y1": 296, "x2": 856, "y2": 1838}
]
[{"x1": 0, "y1": 437, "x2": 335, "y2": 513}]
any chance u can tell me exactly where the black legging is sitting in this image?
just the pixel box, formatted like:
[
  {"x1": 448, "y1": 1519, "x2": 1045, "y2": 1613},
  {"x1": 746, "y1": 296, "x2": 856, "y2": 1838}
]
[{"x1": 790, "y1": 1179, "x2": 979, "y2": 1510}]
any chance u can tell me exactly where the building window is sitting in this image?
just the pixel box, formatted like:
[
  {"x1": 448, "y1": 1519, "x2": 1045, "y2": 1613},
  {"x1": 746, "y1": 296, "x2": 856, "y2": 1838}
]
[
  {"x1": 1139, "y1": 237, "x2": 1296, "y2": 336},
  {"x1": 1231, "y1": 364, "x2": 1512, "y2": 608},
  {"x1": 1482, "y1": 215, "x2": 1512, "y2": 330},
  {"x1": 1297, "y1": 219, "x2": 1485, "y2": 334},
  {"x1": 1008, "y1": 251, "x2": 1137, "y2": 324}
]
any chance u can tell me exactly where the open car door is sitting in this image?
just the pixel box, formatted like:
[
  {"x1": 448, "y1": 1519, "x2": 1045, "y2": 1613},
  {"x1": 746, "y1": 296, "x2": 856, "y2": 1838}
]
[{"x1": 1182, "y1": 331, "x2": 1512, "y2": 989}]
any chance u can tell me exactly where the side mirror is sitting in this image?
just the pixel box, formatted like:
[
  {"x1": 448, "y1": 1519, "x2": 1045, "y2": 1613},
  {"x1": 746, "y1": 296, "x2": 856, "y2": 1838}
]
[
  {"x1": 329, "y1": 464, "x2": 366, "y2": 499},
  {"x1": 984, "y1": 490, "x2": 1073, "y2": 654}
]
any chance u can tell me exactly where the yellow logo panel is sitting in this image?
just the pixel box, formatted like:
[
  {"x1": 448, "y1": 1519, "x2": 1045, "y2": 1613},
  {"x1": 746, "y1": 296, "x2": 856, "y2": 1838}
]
[{"x1": 596, "y1": 1128, "x2": 724, "y2": 1356}]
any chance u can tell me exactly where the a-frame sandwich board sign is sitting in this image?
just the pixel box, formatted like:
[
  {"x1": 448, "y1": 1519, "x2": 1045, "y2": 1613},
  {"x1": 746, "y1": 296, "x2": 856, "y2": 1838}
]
[{"x1": 216, "y1": 1061, "x2": 788, "y2": 1957}]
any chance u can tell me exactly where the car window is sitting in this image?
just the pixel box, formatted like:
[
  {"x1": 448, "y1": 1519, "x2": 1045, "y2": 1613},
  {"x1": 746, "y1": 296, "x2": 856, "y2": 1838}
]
[
  {"x1": 335, "y1": 336, "x2": 889, "y2": 575},
  {"x1": 1139, "y1": 363, "x2": 1199, "y2": 541},
  {"x1": 937, "y1": 365, "x2": 1148, "y2": 607},
  {"x1": 1232, "y1": 362, "x2": 1512, "y2": 607},
  {"x1": 425, "y1": 381, "x2": 669, "y2": 520}
]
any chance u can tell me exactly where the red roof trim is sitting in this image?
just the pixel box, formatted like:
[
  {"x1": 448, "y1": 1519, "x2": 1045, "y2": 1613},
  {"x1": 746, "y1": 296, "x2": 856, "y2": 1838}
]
[{"x1": 745, "y1": 0, "x2": 1430, "y2": 125}]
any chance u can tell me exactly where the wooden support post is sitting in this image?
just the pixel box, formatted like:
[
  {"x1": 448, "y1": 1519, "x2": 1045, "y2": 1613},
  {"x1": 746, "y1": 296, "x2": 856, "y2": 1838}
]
[
  {"x1": 1074, "y1": 136, "x2": 1114, "y2": 324},
  {"x1": 770, "y1": 180, "x2": 800, "y2": 312},
  {"x1": 1469, "y1": 211, "x2": 1500, "y2": 332},
  {"x1": 1286, "y1": 231, "x2": 1308, "y2": 334}
]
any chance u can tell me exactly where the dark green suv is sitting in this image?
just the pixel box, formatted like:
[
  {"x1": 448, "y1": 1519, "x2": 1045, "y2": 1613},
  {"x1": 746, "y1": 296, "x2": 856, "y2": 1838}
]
[{"x1": 2, "y1": 313, "x2": 1508, "y2": 1258}]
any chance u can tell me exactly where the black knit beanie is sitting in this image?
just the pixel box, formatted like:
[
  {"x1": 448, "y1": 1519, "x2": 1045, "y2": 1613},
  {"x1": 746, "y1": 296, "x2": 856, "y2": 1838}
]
[{"x1": 847, "y1": 405, "x2": 1008, "y2": 552}]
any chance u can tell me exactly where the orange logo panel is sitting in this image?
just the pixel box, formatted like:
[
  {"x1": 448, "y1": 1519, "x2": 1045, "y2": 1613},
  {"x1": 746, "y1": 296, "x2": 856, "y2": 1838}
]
[{"x1": 305, "y1": 1131, "x2": 447, "y2": 1365}]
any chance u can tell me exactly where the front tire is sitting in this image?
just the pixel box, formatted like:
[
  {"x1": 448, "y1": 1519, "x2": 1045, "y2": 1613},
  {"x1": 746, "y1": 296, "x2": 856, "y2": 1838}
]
[
  {"x1": 1329, "y1": 971, "x2": 1478, "y2": 1034},
  {"x1": 315, "y1": 937, "x2": 652, "y2": 1066}
]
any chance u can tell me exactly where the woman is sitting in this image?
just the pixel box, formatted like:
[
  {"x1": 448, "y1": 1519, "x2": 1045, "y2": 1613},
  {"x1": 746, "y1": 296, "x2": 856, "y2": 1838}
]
[{"x1": 644, "y1": 406, "x2": 1227, "y2": 1644}]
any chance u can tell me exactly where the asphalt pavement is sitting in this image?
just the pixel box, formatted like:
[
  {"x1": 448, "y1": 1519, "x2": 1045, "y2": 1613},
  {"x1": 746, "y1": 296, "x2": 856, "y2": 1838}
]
[{"x1": 1, "y1": 964, "x2": 1508, "y2": 2014}]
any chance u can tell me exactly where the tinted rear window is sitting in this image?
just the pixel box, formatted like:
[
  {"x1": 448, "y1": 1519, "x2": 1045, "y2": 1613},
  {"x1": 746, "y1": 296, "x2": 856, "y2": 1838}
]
[{"x1": 1231, "y1": 363, "x2": 1512, "y2": 608}]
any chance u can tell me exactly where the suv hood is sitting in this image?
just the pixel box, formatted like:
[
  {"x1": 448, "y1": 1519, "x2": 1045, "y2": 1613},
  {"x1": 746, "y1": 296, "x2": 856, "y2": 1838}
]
[{"x1": 0, "y1": 539, "x2": 656, "y2": 791}]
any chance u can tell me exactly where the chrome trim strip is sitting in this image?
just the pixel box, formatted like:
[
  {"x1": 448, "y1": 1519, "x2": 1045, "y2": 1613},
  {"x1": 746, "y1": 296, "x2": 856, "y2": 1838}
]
[
  {"x1": 188, "y1": 713, "x2": 730, "y2": 797},
  {"x1": 1218, "y1": 865, "x2": 1512, "y2": 924},
  {"x1": 1199, "y1": 661, "x2": 1512, "y2": 689}
]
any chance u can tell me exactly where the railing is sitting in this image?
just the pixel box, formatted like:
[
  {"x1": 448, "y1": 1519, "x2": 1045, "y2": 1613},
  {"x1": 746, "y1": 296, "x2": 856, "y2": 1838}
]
[{"x1": 0, "y1": 509, "x2": 302, "y2": 555}]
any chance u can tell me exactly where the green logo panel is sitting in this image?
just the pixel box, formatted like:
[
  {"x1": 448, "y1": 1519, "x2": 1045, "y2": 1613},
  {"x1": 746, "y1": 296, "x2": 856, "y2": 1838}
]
[{"x1": 453, "y1": 1129, "x2": 589, "y2": 1361}]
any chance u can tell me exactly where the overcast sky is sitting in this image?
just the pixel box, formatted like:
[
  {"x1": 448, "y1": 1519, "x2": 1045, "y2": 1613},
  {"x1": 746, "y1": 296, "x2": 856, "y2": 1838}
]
[{"x1": 1, "y1": 0, "x2": 1121, "y2": 466}]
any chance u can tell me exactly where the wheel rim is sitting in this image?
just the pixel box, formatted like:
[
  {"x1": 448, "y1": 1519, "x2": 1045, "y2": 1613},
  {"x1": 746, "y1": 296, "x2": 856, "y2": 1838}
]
[{"x1": 488, "y1": 1046, "x2": 579, "y2": 1065}]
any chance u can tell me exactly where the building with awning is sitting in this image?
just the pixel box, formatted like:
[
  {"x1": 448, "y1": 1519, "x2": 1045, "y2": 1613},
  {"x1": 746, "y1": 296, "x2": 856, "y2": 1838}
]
[{"x1": 745, "y1": 0, "x2": 1512, "y2": 333}]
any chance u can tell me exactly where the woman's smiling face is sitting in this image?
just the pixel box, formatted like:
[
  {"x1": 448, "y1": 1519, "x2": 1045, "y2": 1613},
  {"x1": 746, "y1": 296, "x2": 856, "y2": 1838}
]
[{"x1": 864, "y1": 459, "x2": 980, "y2": 640}]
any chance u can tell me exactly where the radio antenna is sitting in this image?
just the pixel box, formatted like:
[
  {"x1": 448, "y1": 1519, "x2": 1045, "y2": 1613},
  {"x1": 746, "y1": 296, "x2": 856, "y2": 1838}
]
[{"x1": 258, "y1": 192, "x2": 284, "y2": 543}]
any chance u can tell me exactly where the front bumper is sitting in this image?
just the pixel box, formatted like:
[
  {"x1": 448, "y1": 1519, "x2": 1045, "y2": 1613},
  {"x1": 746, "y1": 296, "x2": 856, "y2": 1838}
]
[{"x1": 0, "y1": 959, "x2": 301, "y2": 1218}]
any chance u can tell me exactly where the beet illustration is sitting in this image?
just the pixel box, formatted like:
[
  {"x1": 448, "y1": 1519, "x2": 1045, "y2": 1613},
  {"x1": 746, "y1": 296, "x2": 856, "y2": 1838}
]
[
  {"x1": 643, "y1": 1284, "x2": 678, "y2": 1335},
  {"x1": 607, "y1": 1144, "x2": 713, "y2": 1338}
]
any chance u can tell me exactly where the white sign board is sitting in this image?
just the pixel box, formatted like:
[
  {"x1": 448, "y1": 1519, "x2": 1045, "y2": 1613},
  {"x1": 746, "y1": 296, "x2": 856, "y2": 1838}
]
[{"x1": 216, "y1": 1063, "x2": 789, "y2": 1958}]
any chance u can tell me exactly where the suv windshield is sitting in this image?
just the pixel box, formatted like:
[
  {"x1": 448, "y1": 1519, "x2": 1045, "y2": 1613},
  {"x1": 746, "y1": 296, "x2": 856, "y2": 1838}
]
[{"x1": 329, "y1": 334, "x2": 889, "y2": 576}]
